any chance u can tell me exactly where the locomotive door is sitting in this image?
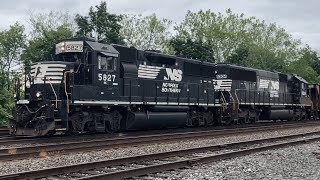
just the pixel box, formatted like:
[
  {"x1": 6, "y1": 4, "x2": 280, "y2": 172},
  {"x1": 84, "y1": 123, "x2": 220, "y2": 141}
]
[{"x1": 97, "y1": 52, "x2": 119, "y2": 100}]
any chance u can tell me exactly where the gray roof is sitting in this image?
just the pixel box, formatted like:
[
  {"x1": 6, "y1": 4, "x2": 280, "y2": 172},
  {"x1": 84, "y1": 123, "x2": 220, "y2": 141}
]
[
  {"x1": 86, "y1": 41, "x2": 119, "y2": 55},
  {"x1": 293, "y1": 74, "x2": 308, "y2": 83},
  {"x1": 216, "y1": 63, "x2": 279, "y2": 79}
]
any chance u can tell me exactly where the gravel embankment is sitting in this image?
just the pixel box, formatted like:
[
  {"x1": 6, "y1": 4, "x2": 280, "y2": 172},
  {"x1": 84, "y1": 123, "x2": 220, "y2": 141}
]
[
  {"x1": 159, "y1": 142, "x2": 320, "y2": 180},
  {"x1": 1, "y1": 126, "x2": 320, "y2": 176}
]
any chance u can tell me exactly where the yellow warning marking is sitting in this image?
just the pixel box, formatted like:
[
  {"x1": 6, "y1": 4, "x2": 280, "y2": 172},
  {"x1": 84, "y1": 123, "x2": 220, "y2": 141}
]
[
  {"x1": 39, "y1": 151, "x2": 48, "y2": 157},
  {"x1": 8, "y1": 149, "x2": 17, "y2": 154},
  {"x1": 47, "y1": 150, "x2": 64, "y2": 155}
]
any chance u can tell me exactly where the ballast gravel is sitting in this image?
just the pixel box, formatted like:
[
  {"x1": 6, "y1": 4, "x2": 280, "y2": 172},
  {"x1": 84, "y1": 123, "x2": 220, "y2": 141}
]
[
  {"x1": 1, "y1": 126, "x2": 320, "y2": 177},
  {"x1": 159, "y1": 142, "x2": 320, "y2": 180}
]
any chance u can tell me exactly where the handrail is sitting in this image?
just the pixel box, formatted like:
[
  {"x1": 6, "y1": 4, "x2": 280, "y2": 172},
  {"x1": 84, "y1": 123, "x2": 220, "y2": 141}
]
[
  {"x1": 47, "y1": 78, "x2": 58, "y2": 109},
  {"x1": 220, "y1": 92, "x2": 227, "y2": 111},
  {"x1": 228, "y1": 90, "x2": 237, "y2": 110},
  {"x1": 234, "y1": 89, "x2": 240, "y2": 110},
  {"x1": 234, "y1": 89, "x2": 299, "y2": 105},
  {"x1": 220, "y1": 92, "x2": 226, "y2": 104},
  {"x1": 64, "y1": 70, "x2": 72, "y2": 113}
]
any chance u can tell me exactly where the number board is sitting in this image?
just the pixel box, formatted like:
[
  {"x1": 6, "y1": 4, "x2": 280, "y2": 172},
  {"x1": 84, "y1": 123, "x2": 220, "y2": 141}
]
[{"x1": 65, "y1": 41, "x2": 83, "y2": 53}]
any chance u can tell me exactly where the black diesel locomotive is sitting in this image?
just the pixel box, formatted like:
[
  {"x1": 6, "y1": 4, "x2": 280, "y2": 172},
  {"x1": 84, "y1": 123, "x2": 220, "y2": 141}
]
[{"x1": 9, "y1": 37, "x2": 319, "y2": 136}]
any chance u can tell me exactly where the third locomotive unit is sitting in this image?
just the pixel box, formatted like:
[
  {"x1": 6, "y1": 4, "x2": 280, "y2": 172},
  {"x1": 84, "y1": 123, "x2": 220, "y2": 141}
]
[{"x1": 9, "y1": 37, "x2": 320, "y2": 136}]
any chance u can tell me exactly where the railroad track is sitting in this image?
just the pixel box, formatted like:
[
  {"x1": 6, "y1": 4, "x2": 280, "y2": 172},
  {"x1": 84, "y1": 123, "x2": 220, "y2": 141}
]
[
  {"x1": 0, "y1": 125, "x2": 9, "y2": 137},
  {"x1": 0, "y1": 121, "x2": 320, "y2": 161},
  {"x1": 0, "y1": 120, "x2": 315, "y2": 146},
  {"x1": 1, "y1": 131, "x2": 320, "y2": 180},
  {"x1": 0, "y1": 120, "x2": 301, "y2": 146}
]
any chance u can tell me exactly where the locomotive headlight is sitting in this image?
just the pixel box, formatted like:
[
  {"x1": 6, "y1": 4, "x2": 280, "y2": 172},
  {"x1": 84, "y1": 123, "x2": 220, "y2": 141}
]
[
  {"x1": 35, "y1": 91, "x2": 42, "y2": 98},
  {"x1": 55, "y1": 42, "x2": 66, "y2": 54}
]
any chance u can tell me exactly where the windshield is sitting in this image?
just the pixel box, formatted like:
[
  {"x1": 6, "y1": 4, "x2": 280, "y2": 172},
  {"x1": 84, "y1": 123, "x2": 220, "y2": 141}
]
[
  {"x1": 55, "y1": 53, "x2": 83, "y2": 62},
  {"x1": 98, "y1": 55, "x2": 116, "y2": 71}
]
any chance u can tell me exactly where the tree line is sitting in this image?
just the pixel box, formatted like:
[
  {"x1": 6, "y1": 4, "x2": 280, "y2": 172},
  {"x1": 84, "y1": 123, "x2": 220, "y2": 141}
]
[{"x1": 0, "y1": 1, "x2": 319, "y2": 124}]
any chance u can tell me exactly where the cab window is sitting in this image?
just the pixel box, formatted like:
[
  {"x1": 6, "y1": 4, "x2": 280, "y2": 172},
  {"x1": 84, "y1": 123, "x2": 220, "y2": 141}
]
[{"x1": 98, "y1": 55, "x2": 116, "y2": 71}]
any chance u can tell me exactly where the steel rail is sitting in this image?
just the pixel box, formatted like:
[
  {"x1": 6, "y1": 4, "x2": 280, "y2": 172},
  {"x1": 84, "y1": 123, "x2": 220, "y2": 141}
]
[
  {"x1": 0, "y1": 121, "x2": 320, "y2": 161},
  {"x1": 0, "y1": 126, "x2": 9, "y2": 137},
  {"x1": 0, "y1": 120, "x2": 317, "y2": 146},
  {"x1": 0, "y1": 130, "x2": 9, "y2": 136},
  {"x1": 0, "y1": 120, "x2": 313, "y2": 146},
  {"x1": 80, "y1": 136, "x2": 320, "y2": 180},
  {"x1": 1, "y1": 131, "x2": 319, "y2": 180}
]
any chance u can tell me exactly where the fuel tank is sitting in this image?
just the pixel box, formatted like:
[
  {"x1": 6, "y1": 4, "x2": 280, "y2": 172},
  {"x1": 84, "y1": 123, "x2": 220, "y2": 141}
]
[
  {"x1": 148, "y1": 106, "x2": 189, "y2": 112},
  {"x1": 126, "y1": 111, "x2": 187, "y2": 130},
  {"x1": 267, "y1": 109, "x2": 294, "y2": 120}
]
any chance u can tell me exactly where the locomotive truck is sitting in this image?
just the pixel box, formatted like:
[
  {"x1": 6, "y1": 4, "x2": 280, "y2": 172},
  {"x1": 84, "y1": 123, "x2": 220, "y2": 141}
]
[{"x1": 9, "y1": 37, "x2": 319, "y2": 136}]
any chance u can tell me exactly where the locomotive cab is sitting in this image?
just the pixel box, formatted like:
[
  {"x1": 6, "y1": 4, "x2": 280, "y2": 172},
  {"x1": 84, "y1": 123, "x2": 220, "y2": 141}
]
[{"x1": 55, "y1": 39, "x2": 121, "y2": 102}]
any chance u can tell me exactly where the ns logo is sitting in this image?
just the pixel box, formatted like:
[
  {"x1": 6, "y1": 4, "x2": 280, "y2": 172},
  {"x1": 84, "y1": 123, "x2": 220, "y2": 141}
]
[{"x1": 164, "y1": 68, "x2": 183, "y2": 82}]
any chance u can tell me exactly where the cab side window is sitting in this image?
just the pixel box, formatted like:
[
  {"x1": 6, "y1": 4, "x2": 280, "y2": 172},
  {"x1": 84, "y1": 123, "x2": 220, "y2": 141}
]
[{"x1": 98, "y1": 55, "x2": 116, "y2": 71}]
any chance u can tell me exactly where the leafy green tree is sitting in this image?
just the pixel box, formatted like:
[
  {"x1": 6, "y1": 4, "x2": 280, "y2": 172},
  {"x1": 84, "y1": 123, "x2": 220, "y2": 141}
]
[
  {"x1": 288, "y1": 60, "x2": 319, "y2": 83},
  {"x1": 172, "y1": 9, "x2": 252, "y2": 62},
  {"x1": 244, "y1": 21, "x2": 301, "y2": 72},
  {"x1": 75, "y1": 1, "x2": 123, "y2": 44},
  {"x1": 243, "y1": 44, "x2": 288, "y2": 72},
  {"x1": 0, "y1": 88, "x2": 14, "y2": 124},
  {"x1": 120, "y1": 13, "x2": 172, "y2": 51},
  {"x1": 21, "y1": 11, "x2": 75, "y2": 67},
  {"x1": 0, "y1": 22, "x2": 25, "y2": 124},
  {"x1": 299, "y1": 46, "x2": 320, "y2": 75},
  {"x1": 0, "y1": 22, "x2": 26, "y2": 89},
  {"x1": 170, "y1": 38, "x2": 214, "y2": 61},
  {"x1": 226, "y1": 46, "x2": 249, "y2": 66},
  {"x1": 287, "y1": 46, "x2": 320, "y2": 83},
  {"x1": 171, "y1": 9, "x2": 302, "y2": 69}
]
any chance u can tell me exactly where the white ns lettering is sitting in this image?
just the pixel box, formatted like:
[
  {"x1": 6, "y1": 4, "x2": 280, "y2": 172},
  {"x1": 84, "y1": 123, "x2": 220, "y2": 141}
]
[{"x1": 164, "y1": 68, "x2": 183, "y2": 82}]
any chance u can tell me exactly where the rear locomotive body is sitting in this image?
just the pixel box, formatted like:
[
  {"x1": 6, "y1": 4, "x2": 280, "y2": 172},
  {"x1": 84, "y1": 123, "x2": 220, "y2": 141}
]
[{"x1": 215, "y1": 64, "x2": 312, "y2": 124}]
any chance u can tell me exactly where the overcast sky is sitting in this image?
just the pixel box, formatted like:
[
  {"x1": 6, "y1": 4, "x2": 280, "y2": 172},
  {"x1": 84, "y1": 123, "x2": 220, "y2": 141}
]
[{"x1": 1, "y1": 0, "x2": 319, "y2": 51}]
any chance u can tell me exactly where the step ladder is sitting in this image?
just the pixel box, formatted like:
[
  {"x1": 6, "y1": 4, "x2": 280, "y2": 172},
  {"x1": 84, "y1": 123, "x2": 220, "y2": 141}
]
[{"x1": 53, "y1": 106, "x2": 67, "y2": 134}]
